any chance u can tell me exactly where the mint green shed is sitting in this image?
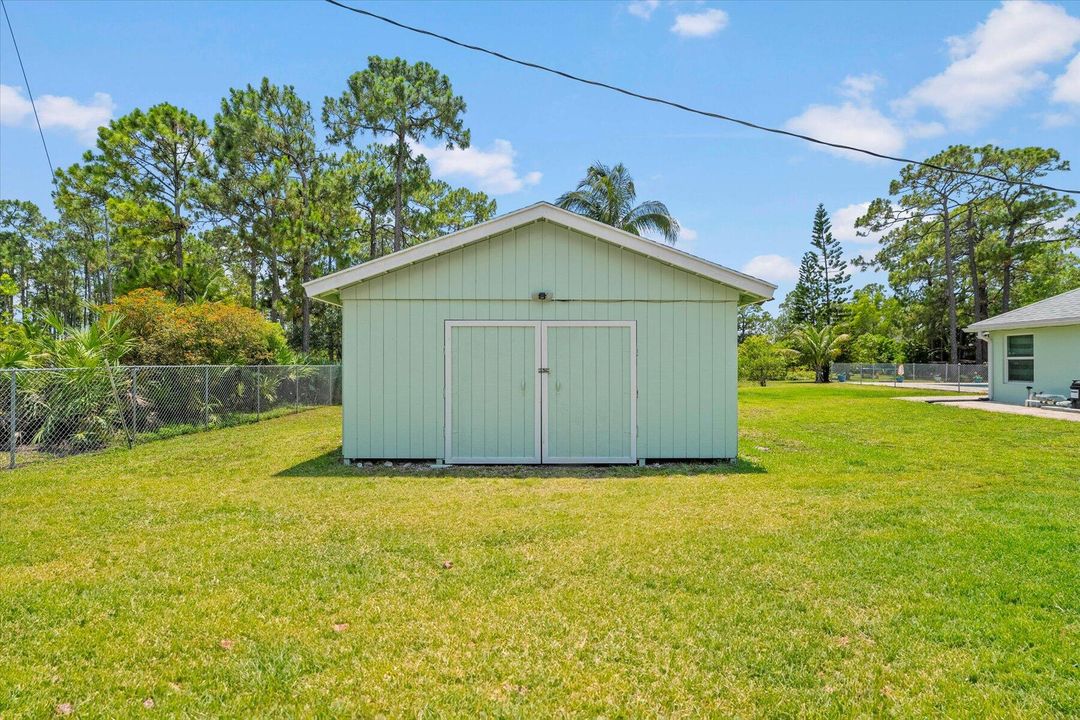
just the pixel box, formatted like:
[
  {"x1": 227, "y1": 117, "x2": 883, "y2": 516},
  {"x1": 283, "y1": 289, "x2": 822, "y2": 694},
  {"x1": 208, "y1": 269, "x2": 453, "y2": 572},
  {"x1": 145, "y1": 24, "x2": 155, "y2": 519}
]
[{"x1": 306, "y1": 203, "x2": 775, "y2": 464}]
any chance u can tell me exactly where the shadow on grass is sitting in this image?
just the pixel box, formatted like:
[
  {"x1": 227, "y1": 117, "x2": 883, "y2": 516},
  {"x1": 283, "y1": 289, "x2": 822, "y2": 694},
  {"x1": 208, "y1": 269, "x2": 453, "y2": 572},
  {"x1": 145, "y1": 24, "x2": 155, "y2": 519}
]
[{"x1": 276, "y1": 449, "x2": 766, "y2": 479}]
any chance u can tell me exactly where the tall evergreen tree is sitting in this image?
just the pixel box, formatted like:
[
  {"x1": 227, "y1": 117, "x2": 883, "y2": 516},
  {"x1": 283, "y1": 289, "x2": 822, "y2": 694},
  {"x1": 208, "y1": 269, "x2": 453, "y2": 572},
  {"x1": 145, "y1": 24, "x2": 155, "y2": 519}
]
[
  {"x1": 210, "y1": 79, "x2": 317, "y2": 341},
  {"x1": 0, "y1": 200, "x2": 46, "y2": 320},
  {"x1": 858, "y1": 146, "x2": 975, "y2": 363},
  {"x1": 323, "y1": 56, "x2": 470, "y2": 253},
  {"x1": 96, "y1": 104, "x2": 211, "y2": 302},
  {"x1": 980, "y1": 146, "x2": 1076, "y2": 312},
  {"x1": 786, "y1": 250, "x2": 824, "y2": 326},
  {"x1": 809, "y1": 204, "x2": 851, "y2": 325}
]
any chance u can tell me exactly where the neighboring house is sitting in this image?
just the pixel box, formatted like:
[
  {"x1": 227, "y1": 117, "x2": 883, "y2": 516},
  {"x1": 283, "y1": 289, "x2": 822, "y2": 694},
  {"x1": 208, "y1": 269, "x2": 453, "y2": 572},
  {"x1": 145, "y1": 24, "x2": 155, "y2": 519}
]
[
  {"x1": 965, "y1": 287, "x2": 1080, "y2": 405},
  {"x1": 305, "y1": 202, "x2": 775, "y2": 464}
]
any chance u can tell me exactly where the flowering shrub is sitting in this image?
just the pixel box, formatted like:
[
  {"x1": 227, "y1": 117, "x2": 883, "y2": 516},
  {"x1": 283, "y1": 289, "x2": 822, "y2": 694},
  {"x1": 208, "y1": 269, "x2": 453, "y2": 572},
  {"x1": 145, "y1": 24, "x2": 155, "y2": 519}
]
[{"x1": 106, "y1": 289, "x2": 287, "y2": 365}]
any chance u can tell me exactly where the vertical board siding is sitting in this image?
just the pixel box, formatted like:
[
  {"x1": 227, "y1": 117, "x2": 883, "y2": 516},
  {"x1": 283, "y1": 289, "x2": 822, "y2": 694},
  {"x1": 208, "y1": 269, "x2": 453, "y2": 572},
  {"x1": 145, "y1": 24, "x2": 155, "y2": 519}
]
[{"x1": 341, "y1": 220, "x2": 741, "y2": 460}]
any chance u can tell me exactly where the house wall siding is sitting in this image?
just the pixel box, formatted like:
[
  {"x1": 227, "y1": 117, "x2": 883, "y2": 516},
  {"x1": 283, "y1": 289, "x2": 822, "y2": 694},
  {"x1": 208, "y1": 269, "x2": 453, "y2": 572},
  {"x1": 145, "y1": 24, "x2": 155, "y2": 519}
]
[
  {"x1": 987, "y1": 325, "x2": 1080, "y2": 405},
  {"x1": 340, "y1": 219, "x2": 740, "y2": 460}
]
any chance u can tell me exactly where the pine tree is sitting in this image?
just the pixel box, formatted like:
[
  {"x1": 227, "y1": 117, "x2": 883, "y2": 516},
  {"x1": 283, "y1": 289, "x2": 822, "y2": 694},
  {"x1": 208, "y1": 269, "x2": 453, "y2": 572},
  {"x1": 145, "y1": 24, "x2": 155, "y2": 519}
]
[
  {"x1": 786, "y1": 250, "x2": 824, "y2": 325},
  {"x1": 809, "y1": 203, "x2": 851, "y2": 325}
]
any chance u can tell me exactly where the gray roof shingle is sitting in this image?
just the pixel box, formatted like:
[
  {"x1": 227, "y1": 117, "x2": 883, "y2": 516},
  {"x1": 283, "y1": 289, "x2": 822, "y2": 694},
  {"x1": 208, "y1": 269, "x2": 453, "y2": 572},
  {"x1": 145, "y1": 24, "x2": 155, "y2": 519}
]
[{"x1": 966, "y1": 287, "x2": 1080, "y2": 332}]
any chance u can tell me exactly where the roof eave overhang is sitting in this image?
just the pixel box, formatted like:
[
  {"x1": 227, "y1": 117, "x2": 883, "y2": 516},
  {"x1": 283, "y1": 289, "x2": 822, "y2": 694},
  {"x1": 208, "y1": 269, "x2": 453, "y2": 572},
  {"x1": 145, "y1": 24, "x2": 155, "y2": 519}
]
[
  {"x1": 964, "y1": 317, "x2": 1080, "y2": 333},
  {"x1": 311, "y1": 290, "x2": 341, "y2": 307},
  {"x1": 303, "y1": 203, "x2": 776, "y2": 304}
]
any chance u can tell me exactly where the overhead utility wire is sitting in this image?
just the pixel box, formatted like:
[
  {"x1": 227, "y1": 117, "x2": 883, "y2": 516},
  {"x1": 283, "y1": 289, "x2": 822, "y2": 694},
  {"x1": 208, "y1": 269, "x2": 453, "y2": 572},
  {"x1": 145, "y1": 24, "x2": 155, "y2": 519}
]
[
  {"x1": 323, "y1": 0, "x2": 1080, "y2": 196},
  {"x1": 1, "y1": 0, "x2": 56, "y2": 183}
]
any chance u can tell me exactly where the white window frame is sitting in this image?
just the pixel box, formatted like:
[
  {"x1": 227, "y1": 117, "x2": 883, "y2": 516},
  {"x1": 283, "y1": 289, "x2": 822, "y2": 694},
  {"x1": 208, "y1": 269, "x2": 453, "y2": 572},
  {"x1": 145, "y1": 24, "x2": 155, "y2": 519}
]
[{"x1": 1004, "y1": 333, "x2": 1035, "y2": 384}]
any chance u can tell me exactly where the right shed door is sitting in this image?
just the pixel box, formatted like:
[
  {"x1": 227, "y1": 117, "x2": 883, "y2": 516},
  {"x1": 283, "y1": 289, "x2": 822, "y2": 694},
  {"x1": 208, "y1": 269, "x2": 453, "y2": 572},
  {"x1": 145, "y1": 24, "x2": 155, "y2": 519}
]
[{"x1": 541, "y1": 321, "x2": 636, "y2": 464}]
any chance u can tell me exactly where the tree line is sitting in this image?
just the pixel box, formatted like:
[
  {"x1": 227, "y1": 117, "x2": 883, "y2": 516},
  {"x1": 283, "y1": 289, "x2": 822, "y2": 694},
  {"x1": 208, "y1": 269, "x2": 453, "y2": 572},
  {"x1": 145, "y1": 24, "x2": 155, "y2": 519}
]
[
  {"x1": 3, "y1": 51, "x2": 1076, "y2": 373},
  {"x1": 740, "y1": 144, "x2": 1078, "y2": 381},
  {"x1": 0, "y1": 56, "x2": 495, "y2": 360}
]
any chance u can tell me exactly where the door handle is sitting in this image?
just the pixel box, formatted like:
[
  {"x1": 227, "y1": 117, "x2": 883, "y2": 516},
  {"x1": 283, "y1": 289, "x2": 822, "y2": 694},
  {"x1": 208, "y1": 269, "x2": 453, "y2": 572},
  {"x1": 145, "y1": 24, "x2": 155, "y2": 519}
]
[{"x1": 538, "y1": 368, "x2": 550, "y2": 374}]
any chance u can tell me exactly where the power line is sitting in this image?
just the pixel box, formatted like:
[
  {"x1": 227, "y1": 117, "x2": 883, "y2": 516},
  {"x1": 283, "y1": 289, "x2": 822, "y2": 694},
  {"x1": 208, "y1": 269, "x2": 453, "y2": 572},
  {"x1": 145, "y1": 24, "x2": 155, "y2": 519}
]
[
  {"x1": 323, "y1": 0, "x2": 1080, "y2": 196},
  {"x1": 1, "y1": 0, "x2": 56, "y2": 184}
]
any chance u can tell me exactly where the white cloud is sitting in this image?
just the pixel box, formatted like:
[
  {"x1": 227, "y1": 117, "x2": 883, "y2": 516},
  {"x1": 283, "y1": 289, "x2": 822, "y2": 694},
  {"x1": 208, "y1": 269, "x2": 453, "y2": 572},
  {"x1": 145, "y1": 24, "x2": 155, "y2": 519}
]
[
  {"x1": 780, "y1": 3, "x2": 1080, "y2": 164},
  {"x1": 677, "y1": 226, "x2": 699, "y2": 253},
  {"x1": 785, "y1": 70, "x2": 909, "y2": 162},
  {"x1": 0, "y1": 84, "x2": 113, "y2": 145},
  {"x1": 671, "y1": 8, "x2": 729, "y2": 38},
  {"x1": 839, "y1": 74, "x2": 883, "y2": 101},
  {"x1": 785, "y1": 102, "x2": 906, "y2": 161},
  {"x1": 1042, "y1": 110, "x2": 1076, "y2": 127},
  {"x1": 415, "y1": 139, "x2": 542, "y2": 195},
  {"x1": 0, "y1": 84, "x2": 32, "y2": 125},
  {"x1": 39, "y1": 93, "x2": 115, "y2": 144},
  {"x1": 1052, "y1": 53, "x2": 1080, "y2": 104},
  {"x1": 831, "y1": 202, "x2": 882, "y2": 245},
  {"x1": 897, "y1": 1, "x2": 1080, "y2": 128},
  {"x1": 627, "y1": 0, "x2": 659, "y2": 20},
  {"x1": 831, "y1": 202, "x2": 888, "y2": 266},
  {"x1": 742, "y1": 254, "x2": 798, "y2": 284}
]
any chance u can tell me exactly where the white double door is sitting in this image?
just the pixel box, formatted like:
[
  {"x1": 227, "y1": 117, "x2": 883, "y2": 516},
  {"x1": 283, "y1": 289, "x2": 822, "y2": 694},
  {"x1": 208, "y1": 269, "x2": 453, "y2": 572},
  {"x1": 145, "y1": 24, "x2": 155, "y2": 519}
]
[{"x1": 445, "y1": 321, "x2": 636, "y2": 464}]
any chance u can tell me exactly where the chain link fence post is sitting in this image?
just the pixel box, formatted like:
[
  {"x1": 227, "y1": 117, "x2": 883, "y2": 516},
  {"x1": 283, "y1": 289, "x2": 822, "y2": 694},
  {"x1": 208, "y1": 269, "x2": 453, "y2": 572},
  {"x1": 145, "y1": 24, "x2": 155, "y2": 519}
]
[
  {"x1": 130, "y1": 367, "x2": 138, "y2": 443},
  {"x1": 203, "y1": 365, "x2": 210, "y2": 429},
  {"x1": 294, "y1": 368, "x2": 300, "y2": 412},
  {"x1": 255, "y1": 366, "x2": 261, "y2": 421},
  {"x1": 8, "y1": 369, "x2": 16, "y2": 470}
]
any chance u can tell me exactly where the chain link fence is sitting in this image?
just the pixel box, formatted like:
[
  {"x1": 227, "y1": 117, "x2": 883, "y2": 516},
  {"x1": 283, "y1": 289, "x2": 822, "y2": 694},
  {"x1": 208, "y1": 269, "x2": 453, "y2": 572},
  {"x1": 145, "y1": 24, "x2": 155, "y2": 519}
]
[
  {"x1": 831, "y1": 362, "x2": 988, "y2": 390},
  {"x1": 1, "y1": 365, "x2": 341, "y2": 469}
]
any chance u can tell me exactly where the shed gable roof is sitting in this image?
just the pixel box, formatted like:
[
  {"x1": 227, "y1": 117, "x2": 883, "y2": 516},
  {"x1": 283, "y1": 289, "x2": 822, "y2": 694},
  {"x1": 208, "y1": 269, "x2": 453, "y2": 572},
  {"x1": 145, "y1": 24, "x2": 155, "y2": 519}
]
[
  {"x1": 965, "y1": 287, "x2": 1080, "y2": 332},
  {"x1": 304, "y1": 202, "x2": 776, "y2": 305}
]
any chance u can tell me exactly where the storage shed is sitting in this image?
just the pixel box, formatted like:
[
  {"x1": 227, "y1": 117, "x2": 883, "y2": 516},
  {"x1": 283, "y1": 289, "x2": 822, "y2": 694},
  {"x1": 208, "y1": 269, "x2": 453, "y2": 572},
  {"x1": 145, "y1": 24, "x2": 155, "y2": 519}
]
[
  {"x1": 305, "y1": 202, "x2": 775, "y2": 464},
  {"x1": 965, "y1": 287, "x2": 1080, "y2": 406}
]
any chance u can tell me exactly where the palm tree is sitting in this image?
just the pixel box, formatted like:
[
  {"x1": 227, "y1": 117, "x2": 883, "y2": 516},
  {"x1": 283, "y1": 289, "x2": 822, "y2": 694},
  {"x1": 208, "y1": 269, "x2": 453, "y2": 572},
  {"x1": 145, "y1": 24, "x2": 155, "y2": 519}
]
[
  {"x1": 556, "y1": 162, "x2": 680, "y2": 244},
  {"x1": 787, "y1": 324, "x2": 850, "y2": 383}
]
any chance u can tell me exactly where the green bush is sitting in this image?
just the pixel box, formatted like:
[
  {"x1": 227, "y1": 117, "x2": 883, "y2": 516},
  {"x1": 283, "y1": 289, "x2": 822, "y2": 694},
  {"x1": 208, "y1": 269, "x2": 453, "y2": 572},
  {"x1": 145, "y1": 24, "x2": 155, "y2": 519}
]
[{"x1": 738, "y1": 335, "x2": 789, "y2": 386}]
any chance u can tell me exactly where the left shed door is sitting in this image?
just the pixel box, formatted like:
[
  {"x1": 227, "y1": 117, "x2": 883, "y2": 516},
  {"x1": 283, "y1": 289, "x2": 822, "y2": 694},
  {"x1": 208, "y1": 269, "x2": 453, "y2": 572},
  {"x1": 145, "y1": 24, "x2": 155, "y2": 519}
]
[{"x1": 445, "y1": 322, "x2": 541, "y2": 464}]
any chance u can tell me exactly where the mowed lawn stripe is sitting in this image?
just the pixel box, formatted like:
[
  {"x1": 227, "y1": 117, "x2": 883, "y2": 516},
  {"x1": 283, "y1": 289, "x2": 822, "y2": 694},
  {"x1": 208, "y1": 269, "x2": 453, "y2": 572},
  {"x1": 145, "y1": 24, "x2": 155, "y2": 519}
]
[{"x1": 1, "y1": 384, "x2": 1077, "y2": 717}]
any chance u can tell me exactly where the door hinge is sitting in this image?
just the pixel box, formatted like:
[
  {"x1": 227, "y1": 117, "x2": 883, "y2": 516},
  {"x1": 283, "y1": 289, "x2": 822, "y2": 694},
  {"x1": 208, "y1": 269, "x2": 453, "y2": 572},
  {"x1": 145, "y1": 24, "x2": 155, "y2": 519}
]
[{"x1": 538, "y1": 367, "x2": 550, "y2": 374}]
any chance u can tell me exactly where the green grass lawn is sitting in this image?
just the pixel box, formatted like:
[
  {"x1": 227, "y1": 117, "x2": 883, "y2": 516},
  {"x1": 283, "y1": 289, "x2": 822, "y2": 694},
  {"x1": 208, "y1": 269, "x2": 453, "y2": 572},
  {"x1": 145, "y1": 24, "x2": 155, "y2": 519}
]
[{"x1": 2, "y1": 384, "x2": 1077, "y2": 717}]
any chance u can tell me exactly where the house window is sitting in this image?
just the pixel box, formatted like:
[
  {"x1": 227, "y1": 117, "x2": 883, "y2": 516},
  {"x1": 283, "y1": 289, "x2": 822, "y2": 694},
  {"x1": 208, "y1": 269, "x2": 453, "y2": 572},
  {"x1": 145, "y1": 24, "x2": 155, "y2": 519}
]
[{"x1": 1006, "y1": 334, "x2": 1034, "y2": 382}]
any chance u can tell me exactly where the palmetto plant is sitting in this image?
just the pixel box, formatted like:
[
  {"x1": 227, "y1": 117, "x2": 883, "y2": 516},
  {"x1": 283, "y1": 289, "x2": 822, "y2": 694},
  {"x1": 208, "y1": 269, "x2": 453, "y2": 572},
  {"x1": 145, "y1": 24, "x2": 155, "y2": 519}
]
[
  {"x1": 26, "y1": 311, "x2": 133, "y2": 368},
  {"x1": 0, "y1": 346, "x2": 31, "y2": 369},
  {"x1": 18, "y1": 311, "x2": 135, "y2": 452},
  {"x1": 787, "y1": 324, "x2": 851, "y2": 383},
  {"x1": 556, "y1": 162, "x2": 680, "y2": 244}
]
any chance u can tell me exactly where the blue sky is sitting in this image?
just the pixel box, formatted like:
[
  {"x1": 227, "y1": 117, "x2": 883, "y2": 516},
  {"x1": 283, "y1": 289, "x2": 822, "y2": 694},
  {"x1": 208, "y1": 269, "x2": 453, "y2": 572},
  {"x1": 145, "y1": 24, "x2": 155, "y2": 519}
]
[{"x1": 2, "y1": 0, "x2": 1080, "y2": 309}]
